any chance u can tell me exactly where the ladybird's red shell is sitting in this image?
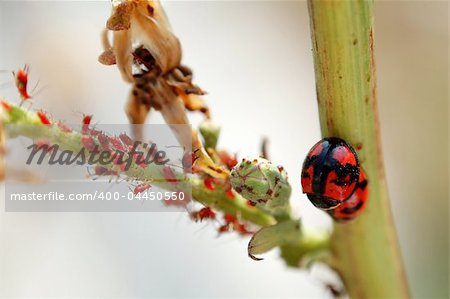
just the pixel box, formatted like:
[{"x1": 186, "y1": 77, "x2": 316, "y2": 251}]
[
  {"x1": 301, "y1": 137, "x2": 360, "y2": 209},
  {"x1": 328, "y1": 170, "x2": 368, "y2": 222}
]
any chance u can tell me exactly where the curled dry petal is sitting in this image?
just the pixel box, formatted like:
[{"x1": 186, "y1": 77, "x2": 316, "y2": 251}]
[
  {"x1": 107, "y1": 1, "x2": 133, "y2": 31},
  {"x1": 98, "y1": 30, "x2": 117, "y2": 65},
  {"x1": 126, "y1": 91, "x2": 151, "y2": 141},
  {"x1": 107, "y1": 0, "x2": 181, "y2": 75},
  {"x1": 131, "y1": 6, "x2": 181, "y2": 74},
  {"x1": 114, "y1": 30, "x2": 134, "y2": 82},
  {"x1": 98, "y1": 49, "x2": 117, "y2": 66}
]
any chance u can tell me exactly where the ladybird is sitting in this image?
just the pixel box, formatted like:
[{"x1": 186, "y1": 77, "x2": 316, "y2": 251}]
[
  {"x1": 301, "y1": 137, "x2": 360, "y2": 209},
  {"x1": 328, "y1": 170, "x2": 368, "y2": 222}
]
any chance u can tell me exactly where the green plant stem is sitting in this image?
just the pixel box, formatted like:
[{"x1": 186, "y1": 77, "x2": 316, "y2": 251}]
[
  {"x1": 307, "y1": 0, "x2": 409, "y2": 298},
  {"x1": 3, "y1": 106, "x2": 275, "y2": 227}
]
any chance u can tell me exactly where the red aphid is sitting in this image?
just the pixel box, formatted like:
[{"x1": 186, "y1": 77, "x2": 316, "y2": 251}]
[
  {"x1": 1, "y1": 101, "x2": 12, "y2": 112},
  {"x1": 191, "y1": 207, "x2": 215, "y2": 222},
  {"x1": 97, "y1": 133, "x2": 111, "y2": 150},
  {"x1": 223, "y1": 214, "x2": 237, "y2": 224},
  {"x1": 119, "y1": 133, "x2": 134, "y2": 146},
  {"x1": 199, "y1": 207, "x2": 215, "y2": 219},
  {"x1": 218, "y1": 151, "x2": 238, "y2": 169},
  {"x1": 226, "y1": 190, "x2": 235, "y2": 199},
  {"x1": 81, "y1": 135, "x2": 97, "y2": 152},
  {"x1": 181, "y1": 151, "x2": 195, "y2": 173},
  {"x1": 56, "y1": 121, "x2": 72, "y2": 133},
  {"x1": 112, "y1": 153, "x2": 126, "y2": 172},
  {"x1": 37, "y1": 111, "x2": 51, "y2": 126},
  {"x1": 224, "y1": 183, "x2": 235, "y2": 199},
  {"x1": 233, "y1": 222, "x2": 252, "y2": 235},
  {"x1": 110, "y1": 137, "x2": 126, "y2": 152},
  {"x1": 133, "y1": 183, "x2": 151, "y2": 195},
  {"x1": 81, "y1": 114, "x2": 92, "y2": 134},
  {"x1": 133, "y1": 152, "x2": 147, "y2": 168},
  {"x1": 218, "y1": 213, "x2": 252, "y2": 235},
  {"x1": 162, "y1": 166, "x2": 178, "y2": 185},
  {"x1": 93, "y1": 165, "x2": 117, "y2": 176},
  {"x1": 203, "y1": 176, "x2": 215, "y2": 191},
  {"x1": 82, "y1": 114, "x2": 92, "y2": 125},
  {"x1": 218, "y1": 224, "x2": 230, "y2": 233},
  {"x1": 34, "y1": 139, "x2": 54, "y2": 153},
  {"x1": 13, "y1": 66, "x2": 31, "y2": 101}
]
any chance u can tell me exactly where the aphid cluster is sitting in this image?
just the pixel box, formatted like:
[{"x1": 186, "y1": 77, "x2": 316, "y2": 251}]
[
  {"x1": 182, "y1": 147, "x2": 256, "y2": 235},
  {"x1": 218, "y1": 213, "x2": 252, "y2": 235},
  {"x1": 188, "y1": 205, "x2": 252, "y2": 235},
  {"x1": 301, "y1": 137, "x2": 368, "y2": 222}
]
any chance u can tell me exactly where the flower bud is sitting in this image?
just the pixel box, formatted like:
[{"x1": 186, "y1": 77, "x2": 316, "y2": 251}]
[
  {"x1": 199, "y1": 121, "x2": 220, "y2": 149},
  {"x1": 230, "y1": 158, "x2": 291, "y2": 211}
]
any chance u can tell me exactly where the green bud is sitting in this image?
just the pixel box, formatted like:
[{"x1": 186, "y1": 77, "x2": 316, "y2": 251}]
[
  {"x1": 230, "y1": 157, "x2": 291, "y2": 214},
  {"x1": 199, "y1": 121, "x2": 220, "y2": 149}
]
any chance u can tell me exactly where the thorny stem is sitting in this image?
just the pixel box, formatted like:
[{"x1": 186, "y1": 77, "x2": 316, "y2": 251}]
[{"x1": 308, "y1": 0, "x2": 409, "y2": 298}]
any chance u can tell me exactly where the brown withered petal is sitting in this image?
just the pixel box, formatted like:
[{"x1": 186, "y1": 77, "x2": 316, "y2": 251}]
[
  {"x1": 126, "y1": 90, "x2": 151, "y2": 140},
  {"x1": 177, "y1": 92, "x2": 210, "y2": 119},
  {"x1": 171, "y1": 67, "x2": 192, "y2": 82},
  {"x1": 107, "y1": 1, "x2": 134, "y2": 31},
  {"x1": 98, "y1": 49, "x2": 117, "y2": 65},
  {"x1": 131, "y1": 9, "x2": 181, "y2": 74},
  {"x1": 99, "y1": 30, "x2": 116, "y2": 65},
  {"x1": 113, "y1": 29, "x2": 134, "y2": 82},
  {"x1": 191, "y1": 130, "x2": 229, "y2": 179},
  {"x1": 105, "y1": 0, "x2": 227, "y2": 179}
]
